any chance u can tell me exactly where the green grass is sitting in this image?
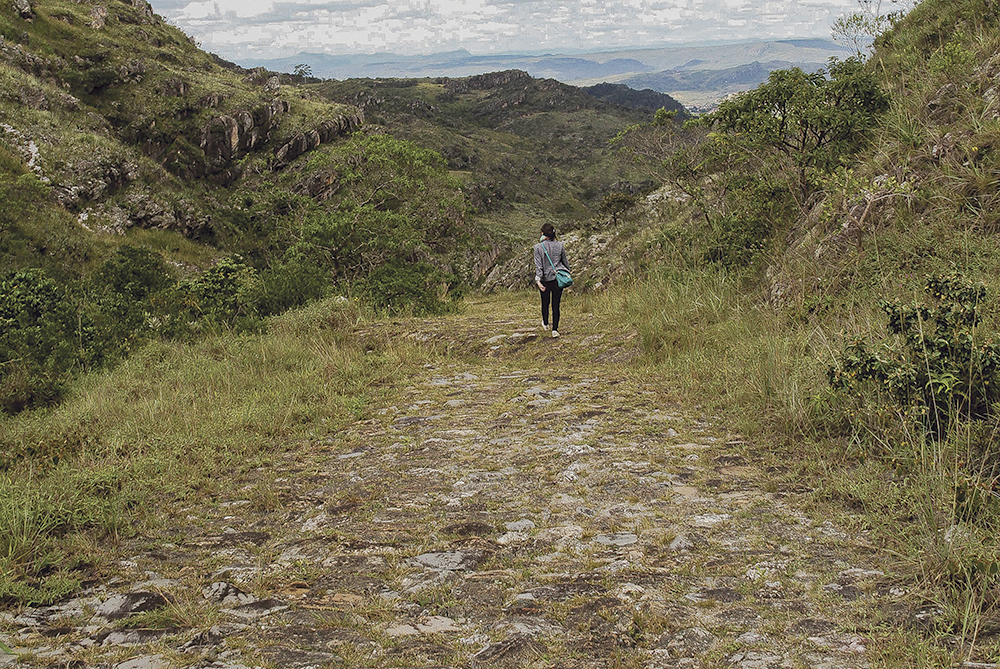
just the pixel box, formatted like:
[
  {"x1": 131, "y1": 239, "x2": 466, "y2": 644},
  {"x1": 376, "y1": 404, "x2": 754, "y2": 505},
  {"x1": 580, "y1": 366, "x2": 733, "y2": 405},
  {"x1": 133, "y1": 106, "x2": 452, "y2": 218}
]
[
  {"x1": 592, "y1": 208, "x2": 1000, "y2": 664},
  {"x1": 0, "y1": 296, "x2": 434, "y2": 605}
]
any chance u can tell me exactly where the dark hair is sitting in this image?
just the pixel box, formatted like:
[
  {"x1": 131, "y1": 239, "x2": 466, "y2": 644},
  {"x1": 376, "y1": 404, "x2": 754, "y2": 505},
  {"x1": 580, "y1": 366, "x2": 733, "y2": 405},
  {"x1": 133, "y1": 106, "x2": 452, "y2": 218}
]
[{"x1": 541, "y1": 223, "x2": 556, "y2": 240}]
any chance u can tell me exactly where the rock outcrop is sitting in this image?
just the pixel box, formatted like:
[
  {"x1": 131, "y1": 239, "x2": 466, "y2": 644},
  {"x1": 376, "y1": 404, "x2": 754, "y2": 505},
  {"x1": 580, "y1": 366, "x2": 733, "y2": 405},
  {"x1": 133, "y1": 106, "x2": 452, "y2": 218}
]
[
  {"x1": 273, "y1": 111, "x2": 364, "y2": 166},
  {"x1": 13, "y1": 0, "x2": 33, "y2": 20},
  {"x1": 52, "y1": 158, "x2": 138, "y2": 209},
  {"x1": 444, "y1": 69, "x2": 533, "y2": 94},
  {"x1": 199, "y1": 99, "x2": 290, "y2": 172}
]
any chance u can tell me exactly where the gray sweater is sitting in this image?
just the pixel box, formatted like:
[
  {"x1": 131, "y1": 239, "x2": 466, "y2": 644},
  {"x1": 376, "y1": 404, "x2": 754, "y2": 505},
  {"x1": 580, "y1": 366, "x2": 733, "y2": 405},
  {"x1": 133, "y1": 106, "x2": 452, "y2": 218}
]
[{"x1": 533, "y1": 239, "x2": 570, "y2": 283}]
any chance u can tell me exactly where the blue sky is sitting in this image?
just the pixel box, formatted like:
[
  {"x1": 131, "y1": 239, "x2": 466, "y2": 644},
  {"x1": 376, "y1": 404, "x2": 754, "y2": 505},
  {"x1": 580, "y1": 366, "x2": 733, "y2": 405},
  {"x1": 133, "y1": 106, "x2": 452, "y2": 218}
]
[{"x1": 147, "y1": 0, "x2": 866, "y2": 62}]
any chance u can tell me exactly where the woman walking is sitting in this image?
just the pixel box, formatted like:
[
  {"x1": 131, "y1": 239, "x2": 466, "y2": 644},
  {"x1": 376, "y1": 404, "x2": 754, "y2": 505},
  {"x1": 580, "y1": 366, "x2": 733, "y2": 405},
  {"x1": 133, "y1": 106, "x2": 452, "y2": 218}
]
[{"x1": 533, "y1": 223, "x2": 570, "y2": 338}]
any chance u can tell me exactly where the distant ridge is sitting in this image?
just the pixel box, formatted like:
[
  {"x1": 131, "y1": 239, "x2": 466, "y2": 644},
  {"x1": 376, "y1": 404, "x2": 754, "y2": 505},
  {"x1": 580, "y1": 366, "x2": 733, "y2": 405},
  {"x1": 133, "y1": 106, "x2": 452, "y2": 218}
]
[
  {"x1": 623, "y1": 60, "x2": 822, "y2": 94},
  {"x1": 581, "y1": 83, "x2": 689, "y2": 118}
]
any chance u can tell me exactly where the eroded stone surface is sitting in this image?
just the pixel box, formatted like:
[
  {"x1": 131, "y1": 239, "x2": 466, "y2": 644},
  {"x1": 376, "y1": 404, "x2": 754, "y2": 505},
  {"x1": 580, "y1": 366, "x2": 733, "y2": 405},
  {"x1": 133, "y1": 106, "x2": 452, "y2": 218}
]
[{"x1": 0, "y1": 301, "x2": 899, "y2": 668}]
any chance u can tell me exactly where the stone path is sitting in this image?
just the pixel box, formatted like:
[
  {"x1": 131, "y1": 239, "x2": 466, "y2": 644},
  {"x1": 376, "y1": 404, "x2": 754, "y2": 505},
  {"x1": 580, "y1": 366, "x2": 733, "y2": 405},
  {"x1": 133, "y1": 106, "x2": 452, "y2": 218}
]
[{"x1": 0, "y1": 296, "x2": 890, "y2": 668}]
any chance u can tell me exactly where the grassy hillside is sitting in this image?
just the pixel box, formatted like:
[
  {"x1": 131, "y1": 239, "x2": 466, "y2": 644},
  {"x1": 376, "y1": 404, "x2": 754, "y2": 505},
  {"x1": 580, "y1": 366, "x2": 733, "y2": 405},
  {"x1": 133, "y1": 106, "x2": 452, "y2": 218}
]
[
  {"x1": 598, "y1": 0, "x2": 1000, "y2": 662},
  {"x1": 313, "y1": 72, "x2": 661, "y2": 226}
]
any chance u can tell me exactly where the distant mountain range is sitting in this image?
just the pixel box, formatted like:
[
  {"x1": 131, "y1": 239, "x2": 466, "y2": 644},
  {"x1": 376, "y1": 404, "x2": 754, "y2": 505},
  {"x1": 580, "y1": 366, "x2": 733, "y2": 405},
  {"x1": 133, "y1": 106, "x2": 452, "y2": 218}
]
[{"x1": 243, "y1": 38, "x2": 852, "y2": 112}]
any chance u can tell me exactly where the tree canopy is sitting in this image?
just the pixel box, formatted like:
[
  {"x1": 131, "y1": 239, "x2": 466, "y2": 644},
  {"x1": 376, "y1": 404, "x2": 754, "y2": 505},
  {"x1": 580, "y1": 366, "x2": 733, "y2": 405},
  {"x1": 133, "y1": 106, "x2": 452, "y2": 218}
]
[{"x1": 709, "y1": 58, "x2": 890, "y2": 177}]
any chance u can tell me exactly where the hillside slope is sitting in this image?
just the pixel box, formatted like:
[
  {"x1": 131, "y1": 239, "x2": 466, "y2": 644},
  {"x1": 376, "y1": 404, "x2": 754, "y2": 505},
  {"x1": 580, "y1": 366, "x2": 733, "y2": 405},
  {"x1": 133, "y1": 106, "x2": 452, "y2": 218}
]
[
  {"x1": 1, "y1": 0, "x2": 672, "y2": 281},
  {"x1": 0, "y1": 0, "x2": 683, "y2": 411}
]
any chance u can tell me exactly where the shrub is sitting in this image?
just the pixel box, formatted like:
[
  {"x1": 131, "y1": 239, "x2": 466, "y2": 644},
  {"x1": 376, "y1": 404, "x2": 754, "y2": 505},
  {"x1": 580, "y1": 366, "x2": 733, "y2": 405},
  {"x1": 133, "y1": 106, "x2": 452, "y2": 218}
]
[
  {"x1": 0, "y1": 269, "x2": 97, "y2": 413},
  {"x1": 257, "y1": 255, "x2": 330, "y2": 316},
  {"x1": 180, "y1": 256, "x2": 263, "y2": 329},
  {"x1": 829, "y1": 273, "x2": 1000, "y2": 439},
  {"x1": 89, "y1": 245, "x2": 176, "y2": 356},
  {"x1": 91, "y1": 245, "x2": 174, "y2": 301},
  {"x1": 356, "y1": 260, "x2": 455, "y2": 315},
  {"x1": 703, "y1": 172, "x2": 794, "y2": 267}
]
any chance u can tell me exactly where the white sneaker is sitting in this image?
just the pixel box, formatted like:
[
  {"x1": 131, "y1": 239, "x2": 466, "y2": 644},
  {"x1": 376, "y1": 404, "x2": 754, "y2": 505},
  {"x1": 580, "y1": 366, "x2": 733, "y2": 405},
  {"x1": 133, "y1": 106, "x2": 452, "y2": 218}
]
[
  {"x1": 540, "y1": 321, "x2": 549, "y2": 331},
  {"x1": 551, "y1": 330, "x2": 559, "y2": 338}
]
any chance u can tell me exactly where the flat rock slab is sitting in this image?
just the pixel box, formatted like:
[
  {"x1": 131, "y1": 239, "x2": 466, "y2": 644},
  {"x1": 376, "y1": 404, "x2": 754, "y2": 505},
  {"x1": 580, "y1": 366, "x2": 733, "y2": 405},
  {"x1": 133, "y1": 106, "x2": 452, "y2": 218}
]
[
  {"x1": 591, "y1": 532, "x2": 638, "y2": 546},
  {"x1": 203, "y1": 582, "x2": 257, "y2": 607},
  {"x1": 224, "y1": 598, "x2": 289, "y2": 620},
  {"x1": 386, "y1": 615, "x2": 462, "y2": 637},
  {"x1": 413, "y1": 551, "x2": 485, "y2": 571},
  {"x1": 99, "y1": 629, "x2": 175, "y2": 647},
  {"x1": 94, "y1": 592, "x2": 170, "y2": 620},
  {"x1": 113, "y1": 654, "x2": 171, "y2": 669}
]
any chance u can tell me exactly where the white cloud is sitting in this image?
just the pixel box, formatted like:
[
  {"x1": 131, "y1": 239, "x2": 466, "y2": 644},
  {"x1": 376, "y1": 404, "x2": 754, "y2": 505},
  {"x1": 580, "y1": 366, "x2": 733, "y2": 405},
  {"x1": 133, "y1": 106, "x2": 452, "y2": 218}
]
[{"x1": 149, "y1": 0, "x2": 863, "y2": 60}]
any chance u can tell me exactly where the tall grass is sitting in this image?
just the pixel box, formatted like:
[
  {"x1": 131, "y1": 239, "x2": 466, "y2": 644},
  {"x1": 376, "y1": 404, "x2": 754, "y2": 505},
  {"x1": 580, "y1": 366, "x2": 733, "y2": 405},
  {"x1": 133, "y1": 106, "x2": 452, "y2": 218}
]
[
  {"x1": 607, "y1": 269, "x2": 835, "y2": 438},
  {"x1": 606, "y1": 263, "x2": 1000, "y2": 664},
  {"x1": 0, "y1": 296, "x2": 433, "y2": 604}
]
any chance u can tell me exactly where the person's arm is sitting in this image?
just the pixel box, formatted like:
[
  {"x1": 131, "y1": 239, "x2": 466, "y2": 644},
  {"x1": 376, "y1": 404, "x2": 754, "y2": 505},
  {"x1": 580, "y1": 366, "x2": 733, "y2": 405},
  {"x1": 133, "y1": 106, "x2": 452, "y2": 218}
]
[
  {"x1": 559, "y1": 245, "x2": 569, "y2": 271},
  {"x1": 533, "y1": 246, "x2": 546, "y2": 290}
]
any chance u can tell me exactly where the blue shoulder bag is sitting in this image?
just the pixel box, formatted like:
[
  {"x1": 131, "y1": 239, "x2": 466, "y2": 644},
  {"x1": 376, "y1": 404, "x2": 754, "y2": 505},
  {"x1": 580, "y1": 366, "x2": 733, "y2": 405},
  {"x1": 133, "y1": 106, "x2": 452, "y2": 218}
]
[{"x1": 542, "y1": 243, "x2": 573, "y2": 288}]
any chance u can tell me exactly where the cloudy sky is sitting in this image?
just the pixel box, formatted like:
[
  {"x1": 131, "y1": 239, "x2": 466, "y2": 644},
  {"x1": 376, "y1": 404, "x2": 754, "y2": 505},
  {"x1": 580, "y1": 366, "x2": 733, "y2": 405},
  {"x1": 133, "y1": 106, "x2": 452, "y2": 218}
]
[{"x1": 146, "y1": 0, "x2": 864, "y2": 62}]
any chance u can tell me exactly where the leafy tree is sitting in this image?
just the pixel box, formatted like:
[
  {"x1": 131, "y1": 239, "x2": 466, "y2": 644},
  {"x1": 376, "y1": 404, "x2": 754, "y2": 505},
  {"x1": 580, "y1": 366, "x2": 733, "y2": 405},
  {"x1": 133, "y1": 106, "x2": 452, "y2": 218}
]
[
  {"x1": 709, "y1": 58, "x2": 890, "y2": 190},
  {"x1": 653, "y1": 107, "x2": 678, "y2": 126},
  {"x1": 599, "y1": 191, "x2": 638, "y2": 226},
  {"x1": 281, "y1": 133, "x2": 468, "y2": 313},
  {"x1": 611, "y1": 107, "x2": 706, "y2": 195}
]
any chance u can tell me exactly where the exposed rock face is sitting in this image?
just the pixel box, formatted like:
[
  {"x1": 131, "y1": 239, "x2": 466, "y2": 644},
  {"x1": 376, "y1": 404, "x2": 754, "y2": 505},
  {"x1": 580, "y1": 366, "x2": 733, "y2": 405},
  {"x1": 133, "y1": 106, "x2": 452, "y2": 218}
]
[
  {"x1": 89, "y1": 5, "x2": 108, "y2": 28},
  {"x1": 13, "y1": 0, "x2": 32, "y2": 19},
  {"x1": 445, "y1": 69, "x2": 533, "y2": 94},
  {"x1": 158, "y1": 77, "x2": 188, "y2": 97},
  {"x1": 200, "y1": 99, "x2": 290, "y2": 172},
  {"x1": 52, "y1": 158, "x2": 137, "y2": 208},
  {"x1": 273, "y1": 111, "x2": 364, "y2": 166},
  {"x1": 120, "y1": 190, "x2": 207, "y2": 237},
  {"x1": 121, "y1": 0, "x2": 156, "y2": 24}
]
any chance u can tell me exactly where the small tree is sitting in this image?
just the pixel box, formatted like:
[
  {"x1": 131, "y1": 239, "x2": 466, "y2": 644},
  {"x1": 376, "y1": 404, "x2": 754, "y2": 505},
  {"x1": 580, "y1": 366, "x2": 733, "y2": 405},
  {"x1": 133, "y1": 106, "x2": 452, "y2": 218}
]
[
  {"x1": 292, "y1": 63, "x2": 313, "y2": 82},
  {"x1": 709, "y1": 58, "x2": 890, "y2": 191},
  {"x1": 600, "y1": 191, "x2": 637, "y2": 226},
  {"x1": 833, "y1": 0, "x2": 919, "y2": 59}
]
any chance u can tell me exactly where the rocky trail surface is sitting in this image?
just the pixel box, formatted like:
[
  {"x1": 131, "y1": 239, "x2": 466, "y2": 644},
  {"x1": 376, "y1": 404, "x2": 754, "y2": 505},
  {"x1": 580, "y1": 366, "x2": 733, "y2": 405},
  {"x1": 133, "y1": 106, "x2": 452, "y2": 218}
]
[{"x1": 1, "y1": 295, "x2": 892, "y2": 669}]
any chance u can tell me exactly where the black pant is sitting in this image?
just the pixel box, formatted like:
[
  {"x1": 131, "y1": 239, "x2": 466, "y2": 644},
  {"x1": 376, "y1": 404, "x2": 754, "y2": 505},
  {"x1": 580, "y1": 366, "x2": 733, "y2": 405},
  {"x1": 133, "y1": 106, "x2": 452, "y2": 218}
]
[{"x1": 540, "y1": 280, "x2": 563, "y2": 330}]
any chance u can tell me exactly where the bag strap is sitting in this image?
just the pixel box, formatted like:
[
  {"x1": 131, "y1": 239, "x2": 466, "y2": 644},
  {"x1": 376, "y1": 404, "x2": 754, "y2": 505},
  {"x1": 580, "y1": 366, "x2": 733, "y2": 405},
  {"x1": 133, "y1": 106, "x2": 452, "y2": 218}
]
[{"x1": 541, "y1": 241, "x2": 558, "y2": 272}]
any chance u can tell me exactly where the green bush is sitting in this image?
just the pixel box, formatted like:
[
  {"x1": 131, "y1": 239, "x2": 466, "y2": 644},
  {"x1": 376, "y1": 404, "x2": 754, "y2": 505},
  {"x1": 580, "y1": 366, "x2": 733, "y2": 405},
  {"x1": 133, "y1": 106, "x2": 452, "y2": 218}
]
[
  {"x1": 704, "y1": 173, "x2": 794, "y2": 267},
  {"x1": 180, "y1": 256, "x2": 263, "y2": 329},
  {"x1": 91, "y1": 245, "x2": 174, "y2": 301},
  {"x1": 258, "y1": 254, "x2": 330, "y2": 316},
  {"x1": 829, "y1": 273, "x2": 1000, "y2": 438},
  {"x1": 357, "y1": 260, "x2": 455, "y2": 315},
  {"x1": 89, "y1": 245, "x2": 176, "y2": 356},
  {"x1": 0, "y1": 269, "x2": 97, "y2": 413}
]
